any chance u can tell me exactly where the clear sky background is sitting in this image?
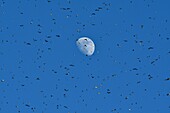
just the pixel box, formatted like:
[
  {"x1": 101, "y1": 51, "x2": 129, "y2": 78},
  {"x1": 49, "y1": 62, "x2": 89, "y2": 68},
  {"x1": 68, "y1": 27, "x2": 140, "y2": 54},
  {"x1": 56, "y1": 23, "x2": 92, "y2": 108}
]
[{"x1": 0, "y1": 0, "x2": 170, "y2": 113}]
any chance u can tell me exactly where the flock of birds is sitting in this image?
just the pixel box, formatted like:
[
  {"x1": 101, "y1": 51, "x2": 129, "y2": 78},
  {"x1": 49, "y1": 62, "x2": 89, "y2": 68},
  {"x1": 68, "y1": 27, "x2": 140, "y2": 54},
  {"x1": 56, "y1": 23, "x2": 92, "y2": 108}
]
[{"x1": 0, "y1": 0, "x2": 170, "y2": 113}]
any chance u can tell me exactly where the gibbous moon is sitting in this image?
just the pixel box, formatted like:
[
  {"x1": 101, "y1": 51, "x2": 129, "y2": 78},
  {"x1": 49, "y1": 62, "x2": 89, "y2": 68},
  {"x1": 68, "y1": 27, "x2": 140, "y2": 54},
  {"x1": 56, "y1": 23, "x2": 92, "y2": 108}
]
[{"x1": 76, "y1": 37, "x2": 95, "y2": 56}]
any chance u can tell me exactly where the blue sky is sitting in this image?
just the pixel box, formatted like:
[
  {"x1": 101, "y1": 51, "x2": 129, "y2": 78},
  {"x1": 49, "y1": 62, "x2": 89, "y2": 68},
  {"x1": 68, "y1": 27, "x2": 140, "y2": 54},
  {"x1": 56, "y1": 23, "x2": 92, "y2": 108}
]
[{"x1": 0, "y1": 0, "x2": 170, "y2": 113}]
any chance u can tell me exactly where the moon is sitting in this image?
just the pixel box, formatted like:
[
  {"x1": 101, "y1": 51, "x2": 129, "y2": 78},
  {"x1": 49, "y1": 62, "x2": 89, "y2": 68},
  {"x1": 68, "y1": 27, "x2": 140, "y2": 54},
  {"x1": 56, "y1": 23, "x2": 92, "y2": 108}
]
[{"x1": 76, "y1": 37, "x2": 95, "y2": 56}]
